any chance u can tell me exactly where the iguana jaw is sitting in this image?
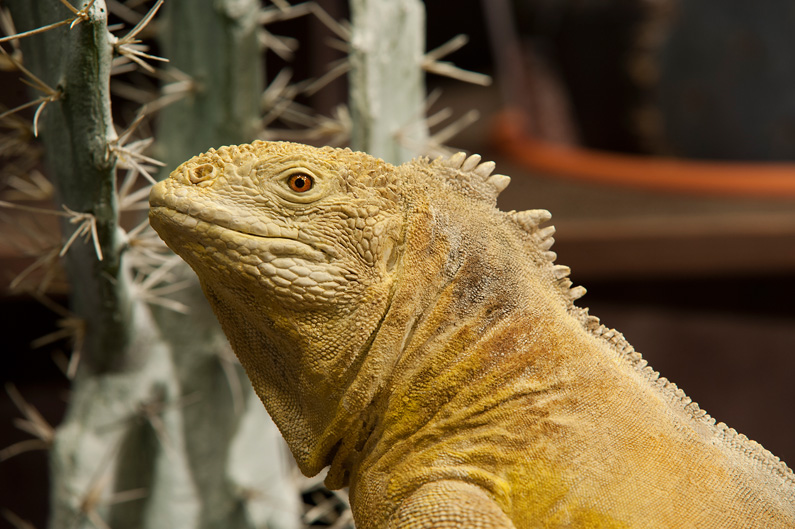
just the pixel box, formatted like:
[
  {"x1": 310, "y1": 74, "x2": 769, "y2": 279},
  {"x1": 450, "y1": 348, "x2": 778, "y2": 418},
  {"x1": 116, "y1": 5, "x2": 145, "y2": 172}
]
[
  {"x1": 149, "y1": 204, "x2": 357, "y2": 312},
  {"x1": 149, "y1": 205, "x2": 327, "y2": 263}
]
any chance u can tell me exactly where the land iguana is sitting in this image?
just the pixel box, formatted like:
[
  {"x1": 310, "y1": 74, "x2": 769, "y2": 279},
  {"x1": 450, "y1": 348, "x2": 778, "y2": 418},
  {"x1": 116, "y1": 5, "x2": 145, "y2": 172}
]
[{"x1": 149, "y1": 140, "x2": 795, "y2": 528}]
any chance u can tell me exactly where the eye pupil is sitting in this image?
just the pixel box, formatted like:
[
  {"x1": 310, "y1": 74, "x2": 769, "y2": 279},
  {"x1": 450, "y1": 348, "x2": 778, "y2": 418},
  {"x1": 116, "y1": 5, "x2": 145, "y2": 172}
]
[{"x1": 288, "y1": 174, "x2": 313, "y2": 192}]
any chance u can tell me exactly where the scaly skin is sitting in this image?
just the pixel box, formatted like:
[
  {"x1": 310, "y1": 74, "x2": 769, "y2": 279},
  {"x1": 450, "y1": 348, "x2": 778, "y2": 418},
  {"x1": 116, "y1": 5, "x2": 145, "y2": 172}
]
[{"x1": 149, "y1": 141, "x2": 795, "y2": 528}]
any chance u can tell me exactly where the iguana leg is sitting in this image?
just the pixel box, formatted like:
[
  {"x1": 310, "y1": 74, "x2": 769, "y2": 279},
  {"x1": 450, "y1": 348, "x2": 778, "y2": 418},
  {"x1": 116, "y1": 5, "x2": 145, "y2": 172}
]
[{"x1": 387, "y1": 480, "x2": 516, "y2": 528}]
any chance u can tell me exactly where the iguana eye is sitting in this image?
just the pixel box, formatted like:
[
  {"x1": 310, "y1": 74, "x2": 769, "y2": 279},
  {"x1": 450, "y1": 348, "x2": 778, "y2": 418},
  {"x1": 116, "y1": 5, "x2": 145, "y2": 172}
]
[{"x1": 287, "y1": 173, "x2": 313, "y2": 193}]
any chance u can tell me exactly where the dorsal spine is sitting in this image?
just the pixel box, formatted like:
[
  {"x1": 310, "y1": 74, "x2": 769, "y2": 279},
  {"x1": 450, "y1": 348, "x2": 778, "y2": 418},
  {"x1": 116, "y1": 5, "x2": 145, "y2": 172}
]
[{"x1": 440, "y1": 152, "x2": 512, "y2": 196}]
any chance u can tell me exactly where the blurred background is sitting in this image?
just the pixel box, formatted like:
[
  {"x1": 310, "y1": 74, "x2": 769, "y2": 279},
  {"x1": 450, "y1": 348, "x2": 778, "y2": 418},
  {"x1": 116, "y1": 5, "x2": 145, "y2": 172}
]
[{"x1": 2, "y1": 0, "x2": 794, "y2": 527}]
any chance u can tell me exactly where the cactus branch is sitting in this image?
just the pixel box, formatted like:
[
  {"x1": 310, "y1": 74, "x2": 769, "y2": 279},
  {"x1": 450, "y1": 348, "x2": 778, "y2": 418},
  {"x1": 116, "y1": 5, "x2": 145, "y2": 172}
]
[{"x1": 348, "y1": 0, "x2": 427, "y2": 163}]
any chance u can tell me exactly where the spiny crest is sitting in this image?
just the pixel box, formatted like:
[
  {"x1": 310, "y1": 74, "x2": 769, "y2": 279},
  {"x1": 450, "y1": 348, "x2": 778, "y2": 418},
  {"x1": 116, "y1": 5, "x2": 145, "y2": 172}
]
[
  {"x1": 508, "y1": 209, "x2": 556, "y2": 256},
  {"x1": 431, "y1": 151, "x2": 587, "y2": 304},
  {"x1": 431, "y1": 152, "x2": 511, "y2": 203},
  {"x1": 508, "y1": 209, "x2": 586, "y2": 303}
]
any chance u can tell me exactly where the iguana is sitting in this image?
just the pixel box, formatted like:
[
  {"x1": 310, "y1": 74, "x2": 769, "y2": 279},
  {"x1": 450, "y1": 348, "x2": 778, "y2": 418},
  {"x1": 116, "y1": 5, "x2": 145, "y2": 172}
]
[{"x1": 149, "y1": 140, "x2": 795, "y2": 528}]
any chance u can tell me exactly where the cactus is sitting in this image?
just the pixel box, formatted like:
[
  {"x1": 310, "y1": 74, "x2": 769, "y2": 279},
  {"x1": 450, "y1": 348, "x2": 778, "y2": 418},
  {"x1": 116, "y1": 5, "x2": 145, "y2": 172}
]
[
  {"x1": 4, "y1": 2, "x2": 195, "y2": 528},
  {"x1": 348, "y1": 0, "x2": 428, "y2": 164},
  {"x1": 2, "y1": 1, "x2": 298, "y2": 528},
  {"x1": 157, "y1": 0, "x2": 263, "y2": 166},
  {"x1": 348, "y1": 0, "x2": 489, "y2": 164}
]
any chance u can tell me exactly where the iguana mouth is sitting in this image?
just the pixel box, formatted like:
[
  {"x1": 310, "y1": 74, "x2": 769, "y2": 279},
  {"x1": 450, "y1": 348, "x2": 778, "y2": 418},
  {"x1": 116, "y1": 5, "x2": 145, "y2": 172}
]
[{"x1": 150, "y1": 206, "x2": 326, "y2": 262}]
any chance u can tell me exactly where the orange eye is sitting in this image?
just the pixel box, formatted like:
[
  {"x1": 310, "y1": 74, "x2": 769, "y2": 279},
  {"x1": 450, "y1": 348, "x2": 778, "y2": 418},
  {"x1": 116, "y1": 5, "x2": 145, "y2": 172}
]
[{"x1": 287, "y1": 173, "x2": 314, "y2": 193}]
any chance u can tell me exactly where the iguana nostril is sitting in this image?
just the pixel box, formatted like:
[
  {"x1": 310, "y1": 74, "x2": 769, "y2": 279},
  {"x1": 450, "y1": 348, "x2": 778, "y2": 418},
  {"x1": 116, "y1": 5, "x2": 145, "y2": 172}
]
[{"x1": 189, "y1": 163, "x2": 217, "y2": 185}]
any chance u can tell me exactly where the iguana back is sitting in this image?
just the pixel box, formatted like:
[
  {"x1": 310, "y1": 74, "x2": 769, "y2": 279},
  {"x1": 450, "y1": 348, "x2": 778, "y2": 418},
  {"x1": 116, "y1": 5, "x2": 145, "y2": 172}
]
[{"x1": 149, "y1": 141, "x2": 795, "y2": 528}]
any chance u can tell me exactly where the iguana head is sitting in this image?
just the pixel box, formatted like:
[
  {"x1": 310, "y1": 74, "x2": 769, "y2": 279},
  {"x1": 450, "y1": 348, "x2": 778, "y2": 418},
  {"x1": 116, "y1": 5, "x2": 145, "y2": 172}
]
[
  {"x1": 150, "y1": 141, "x2": 403, "y2": 310},
  {"x1": 149, "y1": 141, "x2": 406, "y2": 472}
]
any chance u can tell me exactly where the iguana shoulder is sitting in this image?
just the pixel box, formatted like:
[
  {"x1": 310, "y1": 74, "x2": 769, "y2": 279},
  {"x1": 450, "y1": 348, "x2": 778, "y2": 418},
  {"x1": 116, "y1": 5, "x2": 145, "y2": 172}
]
[{"x1": 149, "y1": 140, "x2": 795, "y2": 529}]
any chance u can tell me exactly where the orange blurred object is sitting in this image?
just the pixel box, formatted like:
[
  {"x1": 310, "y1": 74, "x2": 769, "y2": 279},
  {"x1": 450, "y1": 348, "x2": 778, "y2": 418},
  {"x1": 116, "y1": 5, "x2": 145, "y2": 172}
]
[{"x1": 493, "y1": 109, "x2": 795, "y2": 198}]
